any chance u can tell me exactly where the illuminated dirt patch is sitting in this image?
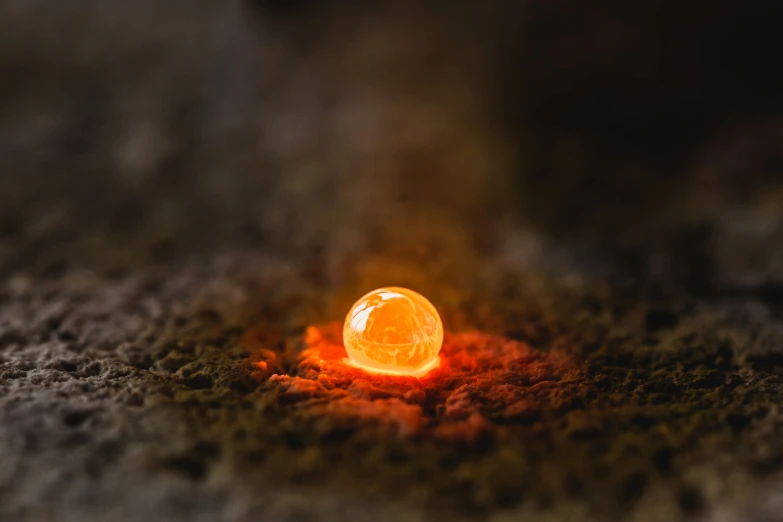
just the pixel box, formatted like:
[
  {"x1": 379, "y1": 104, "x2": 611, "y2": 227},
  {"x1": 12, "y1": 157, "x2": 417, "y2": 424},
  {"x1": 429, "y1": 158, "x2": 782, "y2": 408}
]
[
  {"x1": 250, "y1": 323, "x2": 586, "y2": 440},
  {"x1": 343, "y1": 287, "x2": 443, "y2": 377}
]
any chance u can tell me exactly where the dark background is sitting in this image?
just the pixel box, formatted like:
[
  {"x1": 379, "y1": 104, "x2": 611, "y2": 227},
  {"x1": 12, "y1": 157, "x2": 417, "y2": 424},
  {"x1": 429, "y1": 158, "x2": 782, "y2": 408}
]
[{"x1": 2, "y1": 1, "x2": 782, "y2": 288}]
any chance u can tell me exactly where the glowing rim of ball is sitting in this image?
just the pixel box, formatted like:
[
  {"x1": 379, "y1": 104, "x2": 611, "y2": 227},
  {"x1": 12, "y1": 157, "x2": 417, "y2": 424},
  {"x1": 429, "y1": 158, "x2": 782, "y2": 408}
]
[{"x1": 342, "y1": 354, "x2": 441, "y2": 377}]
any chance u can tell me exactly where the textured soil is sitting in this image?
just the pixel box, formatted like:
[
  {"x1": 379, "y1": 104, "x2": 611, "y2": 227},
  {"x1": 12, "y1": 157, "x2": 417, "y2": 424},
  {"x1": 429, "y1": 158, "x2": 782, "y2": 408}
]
[{"x1": 3, "y1": 219, "x2": 783, "y2": 522}]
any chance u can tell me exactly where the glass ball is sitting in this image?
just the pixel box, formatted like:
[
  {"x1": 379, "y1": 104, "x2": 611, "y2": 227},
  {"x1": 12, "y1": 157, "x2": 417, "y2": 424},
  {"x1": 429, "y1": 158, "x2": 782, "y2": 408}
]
[{"x1": 343, "y1": 287, "x2": 443, "y2": 377}]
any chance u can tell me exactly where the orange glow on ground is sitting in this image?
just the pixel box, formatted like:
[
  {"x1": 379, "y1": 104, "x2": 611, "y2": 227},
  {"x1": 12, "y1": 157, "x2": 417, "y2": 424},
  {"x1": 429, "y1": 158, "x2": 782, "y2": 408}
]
[{"x1": 343, "y1": 287, "x2": 443, "y2": 377}]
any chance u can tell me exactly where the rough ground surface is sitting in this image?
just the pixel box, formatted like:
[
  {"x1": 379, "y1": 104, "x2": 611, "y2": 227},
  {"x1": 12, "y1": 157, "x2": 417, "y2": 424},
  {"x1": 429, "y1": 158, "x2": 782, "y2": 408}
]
[
  {"x1": 2, "y1": 2, "x2": 783, "y2": 522},
  {"x1": 3, "y1": 226, "x2": 783, "y2": 522}
]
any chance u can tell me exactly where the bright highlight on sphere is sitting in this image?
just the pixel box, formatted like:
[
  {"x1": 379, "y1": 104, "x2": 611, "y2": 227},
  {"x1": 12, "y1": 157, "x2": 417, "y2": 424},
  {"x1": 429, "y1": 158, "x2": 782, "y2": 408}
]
[{"x1": 343, "y1": 287, "x2": 443, "y2": 377}]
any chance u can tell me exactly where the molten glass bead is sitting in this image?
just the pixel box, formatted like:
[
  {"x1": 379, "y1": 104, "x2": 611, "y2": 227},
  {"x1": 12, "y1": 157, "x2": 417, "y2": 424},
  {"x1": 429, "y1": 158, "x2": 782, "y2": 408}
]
[{"x1": 343, "y1": 287, "x2": 443, "y2": 377}]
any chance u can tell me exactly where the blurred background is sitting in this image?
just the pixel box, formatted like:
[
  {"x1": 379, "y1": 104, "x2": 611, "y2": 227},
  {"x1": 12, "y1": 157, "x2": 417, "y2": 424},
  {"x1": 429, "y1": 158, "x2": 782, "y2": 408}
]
[
  {"x1": 3, "y1": 3, "x2": 783, "y2": 521},
  {"x1": 2, "y1": 0, "x2": 783, "y2": 298}
]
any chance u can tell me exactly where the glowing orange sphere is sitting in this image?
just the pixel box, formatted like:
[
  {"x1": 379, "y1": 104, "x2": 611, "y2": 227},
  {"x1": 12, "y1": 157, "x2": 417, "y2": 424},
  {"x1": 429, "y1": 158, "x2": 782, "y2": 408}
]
[{"x1": 343, "y1": 287, "x2": 443, "y2": 377}]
